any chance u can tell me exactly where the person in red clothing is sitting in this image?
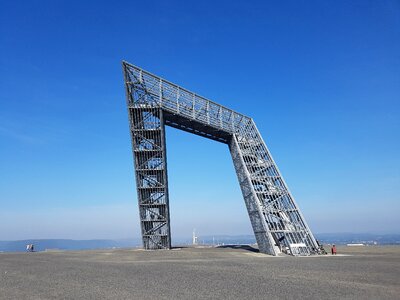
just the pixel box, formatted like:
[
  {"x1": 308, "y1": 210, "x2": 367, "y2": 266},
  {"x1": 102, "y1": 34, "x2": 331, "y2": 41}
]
[{"x1": 331, "y1": 244, "x2": 337, "y2": 255}]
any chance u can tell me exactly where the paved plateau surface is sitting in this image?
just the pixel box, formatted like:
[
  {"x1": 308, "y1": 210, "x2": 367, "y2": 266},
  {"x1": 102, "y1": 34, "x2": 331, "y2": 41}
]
[{"x1": 1, "y1": 245, "x2": 399, "y2": 299}]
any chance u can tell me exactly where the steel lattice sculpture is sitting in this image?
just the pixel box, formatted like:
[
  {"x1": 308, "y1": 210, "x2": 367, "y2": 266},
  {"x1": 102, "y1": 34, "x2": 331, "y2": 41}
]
[{"x1": 122, "y1": 61, "x2": 319, "y2": 256}]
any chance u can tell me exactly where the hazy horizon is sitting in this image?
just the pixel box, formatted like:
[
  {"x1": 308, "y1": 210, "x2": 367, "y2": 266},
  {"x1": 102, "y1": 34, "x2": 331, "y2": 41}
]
[{"x1": 2, "y1": 232, "x2": 400, "y2": 243}]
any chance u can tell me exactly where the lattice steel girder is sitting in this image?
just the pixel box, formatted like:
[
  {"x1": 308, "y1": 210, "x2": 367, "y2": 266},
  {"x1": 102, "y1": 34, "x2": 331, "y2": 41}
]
[
  {"x1": 125, "y1": 97, "x2": 171, "y2": 249},
  {"x1": 123, "y1": 61, "x2": 320, "y2": 256}
]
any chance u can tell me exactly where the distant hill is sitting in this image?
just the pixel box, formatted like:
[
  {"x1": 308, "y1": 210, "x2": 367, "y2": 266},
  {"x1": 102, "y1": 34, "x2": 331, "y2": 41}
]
[
  {"x1": 177, "y1": 233, "x2": 400, "y2": 246},
  {"x1": 0, "y1": 239, "x2": 141, "y2": 252},
  {"x1": 1, "y1": 233, "x2": 399, "y2": 252},
  {"x1": 192, "y1": 235, "x2": 256, "y2": 245},
  {"x1": 314, "y1": 233, "x2": 400, "y2": 245}
]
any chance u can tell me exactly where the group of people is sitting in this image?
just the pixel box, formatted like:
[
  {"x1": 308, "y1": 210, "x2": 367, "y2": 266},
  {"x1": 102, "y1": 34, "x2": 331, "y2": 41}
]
[
  {"x1": 316, "y1": 240, "x2": 337, "y2": 255},
  {"x1": 26, "y1": 244, "x2": 34, "y2": 252}
]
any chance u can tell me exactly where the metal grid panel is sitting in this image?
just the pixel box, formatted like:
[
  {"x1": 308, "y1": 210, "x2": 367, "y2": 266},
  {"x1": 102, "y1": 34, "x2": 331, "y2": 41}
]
[
  {"x1": 124, "y1": 66, "x2": 171, "y2": 250},
  {"x1": 123, "y1": 61, "x2": 319, "y2": 256}
]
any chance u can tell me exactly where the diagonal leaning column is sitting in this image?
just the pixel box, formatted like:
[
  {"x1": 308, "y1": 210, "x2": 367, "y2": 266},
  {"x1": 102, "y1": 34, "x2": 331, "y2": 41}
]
[{"x1": 229, "y1": 134, "x2": 279, "y2": 255}]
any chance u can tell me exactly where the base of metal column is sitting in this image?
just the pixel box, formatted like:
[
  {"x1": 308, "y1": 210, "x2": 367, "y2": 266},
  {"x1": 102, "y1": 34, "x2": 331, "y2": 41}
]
[{"x1": 128, "y1": 106, "x2": 171, "y2": 250}]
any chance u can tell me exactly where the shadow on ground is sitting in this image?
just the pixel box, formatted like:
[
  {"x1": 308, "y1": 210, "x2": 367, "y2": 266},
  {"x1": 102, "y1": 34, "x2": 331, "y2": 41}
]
[{"x1": 216, "y1": 245, "x2": 259, "y2": 253}]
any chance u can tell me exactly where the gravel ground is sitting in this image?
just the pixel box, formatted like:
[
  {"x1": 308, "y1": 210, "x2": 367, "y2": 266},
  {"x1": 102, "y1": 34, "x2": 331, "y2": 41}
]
[{"x1": 0, "y1": 245, "x2": 399, "y2": 299}]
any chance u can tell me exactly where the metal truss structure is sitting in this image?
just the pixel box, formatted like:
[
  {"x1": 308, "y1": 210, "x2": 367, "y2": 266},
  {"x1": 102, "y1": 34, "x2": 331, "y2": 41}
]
[{"x1": 123, "y1": 61, "x2": 319, "y2": 256}]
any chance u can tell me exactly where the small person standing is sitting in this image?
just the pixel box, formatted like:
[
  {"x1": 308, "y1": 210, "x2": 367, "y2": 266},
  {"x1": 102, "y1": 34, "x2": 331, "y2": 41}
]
[
  {"x1": 26, "y1": 244, "x2": 30, "y2": 252},
  {"x1": 331, "y1": 244, "x2": 337, "y2": 255}
]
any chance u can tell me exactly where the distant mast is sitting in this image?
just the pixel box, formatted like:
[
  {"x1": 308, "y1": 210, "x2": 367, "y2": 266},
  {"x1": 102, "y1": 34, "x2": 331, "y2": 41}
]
[{"x1": 192, "y1": 229, "x2": 198, "y2": 245}]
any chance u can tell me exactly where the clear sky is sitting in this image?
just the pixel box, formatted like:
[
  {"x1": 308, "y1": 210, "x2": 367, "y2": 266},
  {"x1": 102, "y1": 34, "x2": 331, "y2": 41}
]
[{"x1": 0, "y1": 1, "x2": 399, "y2": 240}]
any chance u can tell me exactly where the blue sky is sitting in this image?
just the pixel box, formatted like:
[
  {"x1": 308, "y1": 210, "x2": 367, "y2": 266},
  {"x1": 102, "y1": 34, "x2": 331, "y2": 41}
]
[{"x1": 0, "y1": 1, "x2": 399, "y2": 240}]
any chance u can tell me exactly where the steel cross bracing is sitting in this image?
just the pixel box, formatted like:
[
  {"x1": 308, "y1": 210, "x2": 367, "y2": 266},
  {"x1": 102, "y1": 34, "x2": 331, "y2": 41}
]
[{"x1": 123, "y1": 61, "x2": 319, "y2": 256}]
